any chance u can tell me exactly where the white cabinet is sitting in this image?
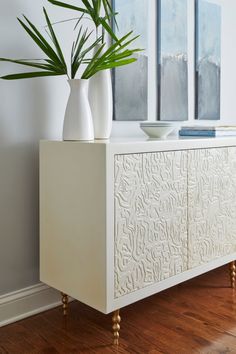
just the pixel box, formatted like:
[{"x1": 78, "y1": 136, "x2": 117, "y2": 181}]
[{"x1": 40, "y1": 138, "x2": 236, "y2": 320}]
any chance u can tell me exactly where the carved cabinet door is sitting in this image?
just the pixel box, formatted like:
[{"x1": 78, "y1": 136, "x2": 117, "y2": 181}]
[
  {"x1": 188, "y1": 148, "x2": 236, "y2": 269},
  {"x1": 114, "y1": 151, "x2": 188, "y2": 298}
]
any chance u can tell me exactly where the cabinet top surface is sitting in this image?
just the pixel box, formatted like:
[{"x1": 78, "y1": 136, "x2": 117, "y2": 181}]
[{"x1": 41, "y1": 136, "x2": 236, "y2": 154}]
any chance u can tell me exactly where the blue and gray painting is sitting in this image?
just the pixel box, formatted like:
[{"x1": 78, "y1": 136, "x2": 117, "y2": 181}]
[{"x1": 197, "y1": 0, "x2": 221, "y2": 120}]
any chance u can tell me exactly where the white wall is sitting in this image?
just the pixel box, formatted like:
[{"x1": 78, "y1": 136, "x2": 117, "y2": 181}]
[
  {"x1": 0, "y1": 0, "x2": 236, "y2": 296},
  {"x1": 0, "y1": 0, "x2": 73, "y2": 295}
]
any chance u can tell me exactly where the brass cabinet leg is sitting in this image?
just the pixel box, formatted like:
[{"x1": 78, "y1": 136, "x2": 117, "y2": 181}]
[
  {"x1": 230, "y1": 262, "x2": 236, "y2": 289},
  {"x1": 112, "y1": 309, "x2": 121, "y2": 345},
  {"x1": 61, "y1": 292, "x2": 69, "y2": 316}
]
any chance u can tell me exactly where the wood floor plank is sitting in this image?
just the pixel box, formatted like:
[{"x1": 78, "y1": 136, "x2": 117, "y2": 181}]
[{"x1": 1, "y1": 265, "x2": 236, "y2": 353}]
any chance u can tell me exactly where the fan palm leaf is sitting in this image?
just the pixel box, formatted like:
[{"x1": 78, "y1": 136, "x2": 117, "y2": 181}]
[
  {"x1": 48, "y1": 0, "x2": 118, "y2": 41},
  {"x1": 0, "y1": 8, "x2": 68, "y2": 80},
  {"x1": 81, "y1": 32, "x2": 142, "y2": 79}
]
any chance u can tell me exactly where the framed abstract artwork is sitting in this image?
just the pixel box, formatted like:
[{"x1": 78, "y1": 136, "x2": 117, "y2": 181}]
[
  {"x1": 157, "y1": 0, "x2": 188, "y2": 121},
  {"x1": 195, "y1": 0, "x2": 221, "y2": 120},
  {"x1": 112, "y1": 0, "x2": 148, "y2": 121}
]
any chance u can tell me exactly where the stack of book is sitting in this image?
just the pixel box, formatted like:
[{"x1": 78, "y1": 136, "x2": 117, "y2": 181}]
[{"x1": 179, "y1": 126, "x2": 236, "y2": 137}]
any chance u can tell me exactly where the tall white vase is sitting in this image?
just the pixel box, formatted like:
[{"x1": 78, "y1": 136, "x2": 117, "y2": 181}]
[
  {"x1": 63, "y1": 79, "x2": 94, "y2": 141},
  {"x1": 89, "y1": 67, "x2": 113, "y2": 140}
]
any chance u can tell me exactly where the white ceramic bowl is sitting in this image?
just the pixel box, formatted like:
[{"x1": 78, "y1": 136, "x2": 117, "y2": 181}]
[{"x1": 140, "y1": 122, "x2": 178, "y2": 138}]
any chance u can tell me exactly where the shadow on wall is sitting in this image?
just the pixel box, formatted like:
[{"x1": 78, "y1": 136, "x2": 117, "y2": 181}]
[{"x1": 0, "y1": 0, "x2": 66, "y2": 294}]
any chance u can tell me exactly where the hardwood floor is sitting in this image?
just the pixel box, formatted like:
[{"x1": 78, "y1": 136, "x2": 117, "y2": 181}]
[{"x1": 1, "y1": 265, "x2": 236, "y2": 354}]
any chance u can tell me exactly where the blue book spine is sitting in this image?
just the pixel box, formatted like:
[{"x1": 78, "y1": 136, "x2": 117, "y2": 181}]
[{"x1": 179, "y1": 130, "x2": 216, "y2": 137}]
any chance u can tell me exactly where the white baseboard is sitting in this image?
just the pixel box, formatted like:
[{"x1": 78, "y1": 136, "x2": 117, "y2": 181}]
[{"x1": 0, "y1": 283, "x2": 62, "y2": 327}]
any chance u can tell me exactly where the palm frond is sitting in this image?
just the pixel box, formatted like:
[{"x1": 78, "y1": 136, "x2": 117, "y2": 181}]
[
  {"x1": 47, "y1": 0, "x2": 89, "y2": 14},
  {"x1": 18, "y1": 17, "x2": 61, "y2": 67},
  {"x1": 98, "y1": 17, "x2": 118, "y2": 42},
  {"x1": 71, "y1": 24, "x2": 102, "y2": 79},
  {"x1": 94, "y1": 58, "x2": 137, "y2": 71},
  {"x1": 81, "y1": 32, "x2": 142, "y2": 79},
  {"x1": 48, "y1": 0, "x2": 118, "y2": 41},
  {"x1": 0, "y1": 9, "x2": 67, "y2": 80},
  {"x1": 0, "y1": 58, "x2": 64, "y2": 73},
  {"x1": 1, "y1": 71, "x2": 62, "y2": 80},
  {"x1": 81, "y1": 0, "x2": 99, "y2": 26},
  {"x1": 81, "y1": 42, "x2": 105, "y2": 78},
  {"x1": 102, "y1": 0, "x2": 118, "y2": 29},
  {"x1": 43, "y1": 8, "x2": 67, "y2": 69}
]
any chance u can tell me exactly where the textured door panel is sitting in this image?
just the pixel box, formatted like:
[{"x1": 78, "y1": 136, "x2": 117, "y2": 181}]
[
  {"x1": 188, "y1": 148, "x2": 236, "y2": 268},
  {"x1": 114, "y1": 151, "x2": 188, "y2": 298}
]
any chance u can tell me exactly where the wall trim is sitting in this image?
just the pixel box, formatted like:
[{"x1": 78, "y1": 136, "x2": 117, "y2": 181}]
[{"x1": 0, "y1": 283, "x2": 62, "y2": 327}]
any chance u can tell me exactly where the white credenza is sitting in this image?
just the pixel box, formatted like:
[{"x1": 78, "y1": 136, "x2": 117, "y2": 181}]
[{"x1": 40, "y1": 137, "x2": 236, "y2": 343}]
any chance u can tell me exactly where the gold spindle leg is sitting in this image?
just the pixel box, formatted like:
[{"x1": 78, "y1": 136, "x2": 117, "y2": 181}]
[
  {"x1": 112, "y1": 309, "x2": 121, "y2": 345},
  {"x1": 61, "y1": 292, "x2": 69, "y2": 316},
  {"x1": 230, "y1": 261, "x2": 236, "y2": 289}
]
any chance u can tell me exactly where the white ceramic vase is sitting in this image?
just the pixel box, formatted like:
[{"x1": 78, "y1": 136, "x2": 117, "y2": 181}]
[
  {"x1": 89, "y1": 50, "x2": 113, "y2": 140},
  {"x1": 63, "y1": 79, "x2": 94, "y2": 141}
]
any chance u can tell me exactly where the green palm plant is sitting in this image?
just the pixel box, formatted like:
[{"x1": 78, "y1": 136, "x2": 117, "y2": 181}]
[
  {"x1": 0, "y1": 8, "x2": 141, "y2": 81},
  {"x1": 48, "y1": 0, "x2": 118, "y2": 42},
  {"x1": 46, "y1": 0, "x2": 144, "y2": 78},
  {"x1": 0, "y1": 8, "x2": 100, "y2": 80}
]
